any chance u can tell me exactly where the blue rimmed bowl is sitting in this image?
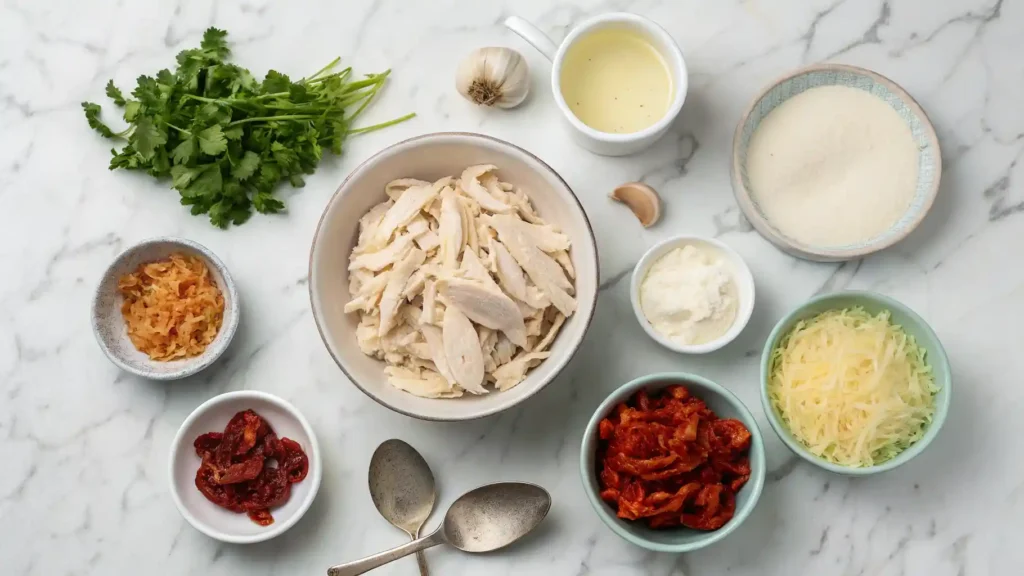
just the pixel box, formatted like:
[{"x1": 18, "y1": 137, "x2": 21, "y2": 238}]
[
  {"x1": 580, "y1": 373, "x2": 766, "y2": 552},
  {"x1": 760, "y1": 291, "x2": 952, "y2": 476},
  {"x1": 731, "y1": 63, "x2": 941, "y2": 262}
]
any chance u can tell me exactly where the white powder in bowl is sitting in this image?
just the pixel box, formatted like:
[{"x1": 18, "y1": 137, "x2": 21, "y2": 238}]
[
  {"x1": 745, "y1": 85, "x2": 919, "y2": 247},
  {"x1": 639, "y1": 244, "x2": 738, "y2": 346}
]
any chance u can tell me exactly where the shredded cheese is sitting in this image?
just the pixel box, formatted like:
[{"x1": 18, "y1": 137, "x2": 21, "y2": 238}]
[
  {"x1": 768, "y1": 307, "x2": 936, "y2": 467},
  {"x1": 118, "y1": 254, "x2": 224, "y2": 361}
]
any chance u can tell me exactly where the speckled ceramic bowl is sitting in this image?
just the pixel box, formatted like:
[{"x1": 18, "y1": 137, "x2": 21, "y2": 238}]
[
  {"x1": 91, "y1": 237, "x2": 239, "y2": 380},
  {"x1": 581, "y1": 373, "x2": 766, "y2": 552},
  {"x1": 760, "y1": 291, "x2": 951, "y2": 475},
  {"x1": 731, "y1": 63, "x2": 942, "y2": 262}
]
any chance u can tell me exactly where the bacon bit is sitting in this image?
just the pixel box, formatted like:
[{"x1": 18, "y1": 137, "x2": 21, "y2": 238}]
[
  {"x1": 118, "y1": 253, "x2": 224, "y2": 361},
  {"x1": 596, "y1": 385, "x2": 752, "y2": 531},
  {"x1": 193, "y1": 410, "x2": 309, "y2": 526}
]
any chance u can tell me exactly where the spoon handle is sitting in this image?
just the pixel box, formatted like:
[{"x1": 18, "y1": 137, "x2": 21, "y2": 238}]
[
  {"x1": 415, "y1": 550, "x2": 430, "y2": 576},
  {"x1": 327, "y1": 528, "x2": 445, "y2": 576}
]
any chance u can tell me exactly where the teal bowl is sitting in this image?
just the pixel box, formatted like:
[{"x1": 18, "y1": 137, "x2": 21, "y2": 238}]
[
  {"x1": 759, "y1": 291, "x2": 951, "y2": 475},
  {"x1": 580, "y1": 373, "x2": 766, "y2": 552}
]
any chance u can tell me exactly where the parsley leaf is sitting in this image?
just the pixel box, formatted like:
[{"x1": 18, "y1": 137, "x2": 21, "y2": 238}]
[
  {"x1": 82, "y1": 102, "x2": 117, "y2": 138},
  {"x1": 82, "y1": 29, "x2": 414, "y2": 227},
  {"x1": 232, "y1": 151, "x2": 260, "y2": 181},
  {"x1": 197, "y1": 125, "x2": 227, "y2": 156},
  {"x1": 105, "y1": 80, "x2": 127, "y2": 106}
]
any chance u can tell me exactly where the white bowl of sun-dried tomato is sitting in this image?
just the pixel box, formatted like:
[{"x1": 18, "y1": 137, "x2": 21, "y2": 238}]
[{"x1": 169, "y1": 390, "x2": 322, "y2": 544}]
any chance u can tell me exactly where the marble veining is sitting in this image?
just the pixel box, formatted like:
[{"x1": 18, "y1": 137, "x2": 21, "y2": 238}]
[{"x1": 1, "y1": 0, "x2": 1023, "y2": 574}]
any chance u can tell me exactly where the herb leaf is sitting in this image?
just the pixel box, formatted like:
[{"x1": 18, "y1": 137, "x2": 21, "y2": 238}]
[
  {"x1": 105, "y1": 81, "x2": 127, "y2": 106},
  {"x1": 83, "y1": 29, "x2": 413, "y2": 227}
]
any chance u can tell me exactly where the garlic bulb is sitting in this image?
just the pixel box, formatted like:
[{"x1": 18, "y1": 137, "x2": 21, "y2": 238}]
[{"x1": 455, "y1": 47, "x2": 530, "y2": 109}]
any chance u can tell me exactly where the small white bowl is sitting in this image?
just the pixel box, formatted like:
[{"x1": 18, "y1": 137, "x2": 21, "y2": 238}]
[
  {"x1": 309, "y1": 132, "x2": 599, "y2": 421},
  {"x1": 629, "y1": 236, "x2": 755, "y2": 354},
  {"x1": 91, "y1": 237, "x2": 239, "y2": 380},
  {"x1": 168, "y1": 391, "x2": 322, "y2": 544}
]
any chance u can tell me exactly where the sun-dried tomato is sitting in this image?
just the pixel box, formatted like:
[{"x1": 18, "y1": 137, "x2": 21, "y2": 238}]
[
  {"x1": 193, "y1": 409, "x2": 310, "y2": 526},
  {"x1": 595, "y1": 385, "x2": 752, "y2": 531},
  {"x1": 279, "y1": 437, "x2": 309, "y2": 484}
]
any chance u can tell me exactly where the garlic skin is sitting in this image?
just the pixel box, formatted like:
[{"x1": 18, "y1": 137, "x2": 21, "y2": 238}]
[{"x1": 455, "y1": 47, "x2": 530, "y2": 109}]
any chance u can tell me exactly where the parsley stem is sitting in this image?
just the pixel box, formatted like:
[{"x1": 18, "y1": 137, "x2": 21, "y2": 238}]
[
  {"x1": 349, "y1": 112, "x2": 416, "y2": 135},
  {"x1": 303, "y1": 57, "x2": 342, "y2": 82},
  {"x1": 226, "y1": 114, "x2": 321, "y2": 126},
  {"x1": 165, "y1": 122, "x2": 192, "y2": 135}
]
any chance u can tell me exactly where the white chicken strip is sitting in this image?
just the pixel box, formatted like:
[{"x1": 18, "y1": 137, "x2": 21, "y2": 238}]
[
  {"x1": 421, "y1": 324, "x2": 457, "y2": 385},
  {"x1": 372, "y1": 183, "x2": 440, "y2": 248},
  {"x1": 491, "y1": 239, "x2": 529, "y2": 303},
  {"x1": 349, "y1": 234, "x2": 414, "y2": 271},
  {"x1": 385, "y1": 178, "x2": 430, "y2": 201},
  {"x1": 485, "y1": 215, "x2": 573, "y2": 292},
  {"x1": 355, "y1": 200, "x2": 393, "y2": 253},
  {"x1": 402, "y1": 268, "x2": 427, "y2": 300},
  {"x1": 439, "y1": 277, "x2": 528, "y2": 348},
  {"x1": 482, "y1": 174, "x2": 510, "y2": 203},
  {"x1": 460, "y1": 165, "x2": 513, "y2": 213},
  {"x1": 553, "y1": 250, "x2": 575, "y2": 279},
  {"x1": 460, "y1": 250, "x2": 501, "y2": 291},
  {"x1": 419, "y1": 280, "x2": 437, "y2": 325},
  {"x1": 344, "y1": 271, "x2": 391, "y2": 313},
  {"x1": 442, "y1": 306, "x2": 487, "y2": 394},
  {"x1": 517, "y1": 222, "x2": 571, "y2": 253},
  {"x1": 485, "y1": 215, "x2": 576, "y2": 316},
  {"x1": 439, "y1": 187, "x2": 463, "y2": 270},
  {"x1": 494, "y1": 352, "x2": 551, "y2": 391},
  {"x1": 532, "y1": 313, "x2": 566, "y2": 353},
  {"x1": 385, "y1": 366, "x2": 463, "y2": 398},
  {"x1": 379, "y1": 249, "x2": 426, "y2": 336},
  {"x1": 414, "y1": 230, "x2": 441, "y2": 253}
]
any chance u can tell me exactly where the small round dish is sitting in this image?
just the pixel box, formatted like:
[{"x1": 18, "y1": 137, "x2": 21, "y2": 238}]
[
  {"x1": 629, "y1": 235, "x2": 755, "y2": 354},
  {"x1": 169, "y1": 390, "x2": 322, "y2": 544},
  {"x1": 580, "y1": 373, "x2": 765, "y2": 552},
  {"x1": 760, "y1": 291, "x2": 951, "y2": 476},
  {"x1": 91, "y1": 237, "x2": 239, "y2": 380},
  {"x1": 731, "y1": 63, "x2": 942, "y2": 262}
]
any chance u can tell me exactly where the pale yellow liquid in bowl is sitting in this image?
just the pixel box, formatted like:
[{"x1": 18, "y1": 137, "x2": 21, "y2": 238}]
[{"x1": 559, "y1": 28, "x2": 674, "y2": 134}]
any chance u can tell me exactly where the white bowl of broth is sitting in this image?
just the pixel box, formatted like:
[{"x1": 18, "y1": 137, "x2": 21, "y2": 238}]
[{"x1": 506, "y1": 13, "x2": 688, "y2": 156}]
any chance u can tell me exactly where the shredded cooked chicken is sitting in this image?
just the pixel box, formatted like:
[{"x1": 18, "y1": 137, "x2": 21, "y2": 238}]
[
  {"x1": 346, "y1": 165, "x2": 577, "y2": 398},
  {"x1": 118, "y1": 253, "x2": 225, "y2": 361}
]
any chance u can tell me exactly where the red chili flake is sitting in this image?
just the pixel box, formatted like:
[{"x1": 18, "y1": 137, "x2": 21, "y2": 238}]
[
  {"x1": 193, "y1": 409, "x2": 310, "y2": 526},
  {"x1": 595, "y1": 385, "x2": 752, "y2": 531}
]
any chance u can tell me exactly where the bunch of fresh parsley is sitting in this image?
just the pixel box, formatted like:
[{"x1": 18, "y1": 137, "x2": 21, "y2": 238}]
[{"x1": 83, "y1": 28, "x2": 414, "y2": 228}]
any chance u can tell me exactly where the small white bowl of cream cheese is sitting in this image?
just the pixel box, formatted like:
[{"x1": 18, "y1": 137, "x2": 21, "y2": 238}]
[{"x1": 630, "y1": 236, "x2": 754, "y2": 354}]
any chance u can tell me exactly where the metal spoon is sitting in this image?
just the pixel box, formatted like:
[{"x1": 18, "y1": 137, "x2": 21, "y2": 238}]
[
  {"x1": 327, "y1": 482, "x2": 551, "y2": 576},
  {"x1": 368, "y1": 439, "x2": 436, "y2": 576}
]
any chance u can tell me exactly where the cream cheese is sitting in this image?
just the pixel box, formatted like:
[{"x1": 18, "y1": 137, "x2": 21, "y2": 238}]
[{"x1": 639, "y1": 244, "x2": 738, "y2": 346}]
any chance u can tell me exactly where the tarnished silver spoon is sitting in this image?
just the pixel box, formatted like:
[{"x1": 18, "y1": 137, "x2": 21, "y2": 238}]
[
  {"x1": 327, "y1": 482, "x2": 551, "y2": 576},
  {"x1": 368, "y1": 439, "x2": 436, "y2": 576}
]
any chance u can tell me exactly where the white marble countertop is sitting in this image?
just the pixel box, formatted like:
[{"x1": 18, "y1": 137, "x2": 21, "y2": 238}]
[{"x1": 2, "y1": 0, "x2": 1022, "y2": 574}]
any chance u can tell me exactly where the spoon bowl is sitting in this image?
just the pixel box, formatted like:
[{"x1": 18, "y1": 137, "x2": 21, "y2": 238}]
[
  {"x1": 327, "y1": 482, "x2": 551, "y2": 576},
  {"x1": 368, "y1": 440, "x2": 436, "y2": 574},
  {"x1": 443, "y1": 482, "x2": 551, "y2": 552}
]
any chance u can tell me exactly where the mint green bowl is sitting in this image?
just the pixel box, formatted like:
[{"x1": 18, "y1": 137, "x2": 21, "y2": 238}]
[
  {"x1": 580, "y1": 373, "x2": 766, "y2": 552},
  {"x1": 760, "y1": 291, "x2": 951, "y2": 476}
]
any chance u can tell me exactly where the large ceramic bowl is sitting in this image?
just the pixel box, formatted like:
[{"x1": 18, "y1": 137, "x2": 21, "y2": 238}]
[
  {"x1": 760, "y1": 291, "x2": 952, "y2": 475},
  {"x1": 731, "y1": 63, "x2": 942, "y2": 262},
  {"x1": 580, "y1": 373, "x2": 766, "y2": 552},
  {"x1": 309, "y1": 132, "x2": 599, "y2": 421}
]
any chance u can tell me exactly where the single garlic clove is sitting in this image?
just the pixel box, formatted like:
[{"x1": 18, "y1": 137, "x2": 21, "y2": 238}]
[
  {"x1": 610, "y1": 182, "x2": 661, "y2": 227},
  {"x1": 455, "y1": 47, "x2": 530, "y2": 109}
]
